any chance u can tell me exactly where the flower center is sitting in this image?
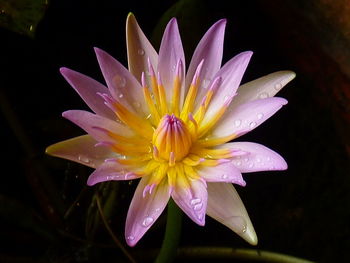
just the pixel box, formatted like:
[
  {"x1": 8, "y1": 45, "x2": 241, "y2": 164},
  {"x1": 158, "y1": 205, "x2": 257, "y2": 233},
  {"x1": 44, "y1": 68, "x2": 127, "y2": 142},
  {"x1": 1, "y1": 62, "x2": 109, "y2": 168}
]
[{"x1": 152, "y1": 114, "x2": 192, "y2": 164}]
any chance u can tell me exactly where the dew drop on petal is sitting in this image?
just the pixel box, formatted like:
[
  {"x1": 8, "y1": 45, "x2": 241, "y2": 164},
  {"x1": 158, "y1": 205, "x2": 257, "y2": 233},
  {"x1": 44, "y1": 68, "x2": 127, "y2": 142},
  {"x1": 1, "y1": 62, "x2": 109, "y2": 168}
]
[
  {"x1": 228, "y1": 216, "x2": 247, "y2": 233},
  {"x1": 259, "y1": 92, "x2": 269, "y2": 99},
  {"x1": 142, "y1": 216, "x2": 154, "y2": 227},
  {"x1": 190, "y1": 198, "x2": 201, "y2": 206},
  {"x1": 194, "y1": 203, "x2": 203, "y2": 211},
  {"x1": 248, "y1": 162, "x2": 254, "y2": 168},
  {"x1": 146, "y1": 114, "x2": 152, "y2": 120},
  {"x1": 222, "y1": 174, "x2": 228, "y2": 179},
  {"x1": 249, "y1": 122, "x2": 257, "y2": 129},
  {"x1": 133, "y1": 101, "x2": 141, "y2": 108},
  {"x1": 274, "y1": 83, "x2": 283, "y2": 91},
  {"x1": 257, "y1": 113, "x2": 264, "y2": 119},
  {"x1": 118, "y1": 93, "x2": 124, "y2": 98},
  {"x1": 78, "y1": 155, "x2": 90, "y2": 164},
  {"x1": 236, "y1": 161, "x2": 241, "y2": 166},
  {"x1": 234, "y1": 119, "x2": 242, "y2": 127},
  {"x1": 137, "y1": 49, "x2": 145, "y2": 56},
  {"x1": 256, "y1": 158, "x2": 261, "y2": 163},
  {"x1": 127, "y1": 235, "x2": 135, "y2": 241},
  {"x1": 113, "y1": 75, "x2": 126, "y2": 87}
]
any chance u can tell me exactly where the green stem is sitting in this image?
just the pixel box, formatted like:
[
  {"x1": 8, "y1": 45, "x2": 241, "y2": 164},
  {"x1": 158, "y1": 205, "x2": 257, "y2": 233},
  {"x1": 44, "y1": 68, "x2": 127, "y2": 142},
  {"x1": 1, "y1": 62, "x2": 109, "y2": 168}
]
[{"x1": 154, "y1": 199, "x2": 182, "y2": 263}]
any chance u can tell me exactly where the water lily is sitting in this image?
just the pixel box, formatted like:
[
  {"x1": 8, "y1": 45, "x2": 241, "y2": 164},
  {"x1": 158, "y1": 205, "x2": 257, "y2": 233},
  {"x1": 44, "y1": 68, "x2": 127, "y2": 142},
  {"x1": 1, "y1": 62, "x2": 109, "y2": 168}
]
[{"x1": 46, "y1": 13, "x2": 295, "y2": 247}]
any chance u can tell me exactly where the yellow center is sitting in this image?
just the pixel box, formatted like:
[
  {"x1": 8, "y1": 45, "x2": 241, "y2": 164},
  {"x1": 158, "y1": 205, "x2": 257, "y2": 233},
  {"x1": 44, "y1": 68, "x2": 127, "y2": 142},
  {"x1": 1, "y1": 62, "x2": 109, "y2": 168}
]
[{"x1": 152, "y1": 114, "x2": 192, "y2": 164}]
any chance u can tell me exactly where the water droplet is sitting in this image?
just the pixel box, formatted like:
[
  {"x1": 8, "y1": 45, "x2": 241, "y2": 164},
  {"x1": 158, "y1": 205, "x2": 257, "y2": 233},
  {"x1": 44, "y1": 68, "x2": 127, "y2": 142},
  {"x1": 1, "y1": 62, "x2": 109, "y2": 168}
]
[
  {"x1": 155, "y1": 208, "x2": 161, "y2": 213},
  {"x1": 137, "y1": 49, "x2": 145, "y2": 56},
  {"x1": 142, "y1": 216, "x2": 154, "y2": 227},
  {"x1": 244, "y1": 157, "x2": 249, "y2": 162},
  {"x1": 127, "y1": 235, "x2": 135, "y2": 241},
  {"x1": 203, "y1": 79, "x2": 210, "y2": 88},
  {"x1": 222, "y1": 174, "x2": 228, "y2": 179},
  {"x1": 106, "y1": 174, "x2": 120, "y2": 180},
  {"x1": 248, "y1": 162, "x2": 254, "y2": 168},
  {"x1": 227, "y1": 216, "x2": 247, "y2": 233},
  {"x1": 256, "y1": 158, "x2": 261, "y2": 163},
  {"x1": 146, "y1": 114, "x2": 152, "y2": 120},
  {"x1": 133, "y1": 101, "x2": 141, "y2": 108},
  {"x1": 257, "y1": 113, "x2": 264, "y2": 119},
  {"x1": 249, "y1": 122, "x2": 257, "y2": 129},
  {"x1": 224, "y1": 94, "x2": 231, "y2": 102},
  {"x1": 194, "y1": 203, "x2": 203, "y2": 211},
  {"x1": 259, "y1": 92, "x2": 269, "y2": 99},
  {"x1": 121, "y1": 155, "x2": 127, "y2": 159},
  {"x1": 274, "y1": 83, "x2": 282, "y2": 90},
  {"x1": 118, "y1": 93, "x2": 124, "y2": 98},
  {"x1": 266, "y1": 156, "x2": 271, "y2": 161},
  {"x1": 78, "y1": 155, "x2": 90, "y2": 164},
  {"x1": 190, "y1": 198, "x2": 201, "y2": 206},
  {"x1": 234, "y1": 119, "x2": 241, "y2": 127},
  {"x1": 236, "y1": 161, "x2": 241, "y2": 166},
  {"x1": 197, "y1": 213, "x2": 204, "y2": 220},
  {"x1": 113, "y1": 75, "x2": 126, "y2": 87}
]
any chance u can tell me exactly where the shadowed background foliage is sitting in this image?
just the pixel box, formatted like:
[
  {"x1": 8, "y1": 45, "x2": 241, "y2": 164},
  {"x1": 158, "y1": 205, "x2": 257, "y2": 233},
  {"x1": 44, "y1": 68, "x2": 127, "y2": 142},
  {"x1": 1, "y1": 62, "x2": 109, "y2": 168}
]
[{"x1": 1, "y1": 0, "x2": 349, "y2": 262}]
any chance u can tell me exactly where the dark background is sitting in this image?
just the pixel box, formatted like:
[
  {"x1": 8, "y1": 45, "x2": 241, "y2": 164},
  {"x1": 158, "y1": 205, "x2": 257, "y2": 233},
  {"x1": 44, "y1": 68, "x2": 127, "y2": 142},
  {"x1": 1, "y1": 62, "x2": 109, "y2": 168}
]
[{"x1": 1, "y1": 0, "x2": 349, "y2": 262}]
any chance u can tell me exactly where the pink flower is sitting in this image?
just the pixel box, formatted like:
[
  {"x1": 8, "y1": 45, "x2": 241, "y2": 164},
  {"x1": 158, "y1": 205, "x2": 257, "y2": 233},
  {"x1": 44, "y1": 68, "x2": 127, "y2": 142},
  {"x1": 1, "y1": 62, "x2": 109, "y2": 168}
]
[{"x1": 46, "y1": 14, "x2": 295, "y2": 247}]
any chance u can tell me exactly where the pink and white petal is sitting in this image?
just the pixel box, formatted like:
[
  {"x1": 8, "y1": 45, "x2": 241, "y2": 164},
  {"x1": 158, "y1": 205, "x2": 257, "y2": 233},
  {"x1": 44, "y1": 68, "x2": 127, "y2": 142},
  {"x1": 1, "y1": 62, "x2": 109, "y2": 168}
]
[
  {"x1": 231, "y1": 70, "x2": 296, "y2": 109},
  {"x1": 171, "y1": 178, "x2": 207, "y2": 226},
  {"x1": 207, "y1": 182, "x2": 257, "y2": 245},
  {"x1": 125, "y1": 176, "x2": 171, "y2": 246},
  {"x1": 46, "y1": 135, "x2": 113, "y2": 168},
  {"x1": 158, "y1": 18, "x2": 185, "y2": 105},
  {"x1": 87, "y1": 161, "x2": 141, "y2": 186},
  {"x1": 197, "y1": 162, "x2": 246, "y2": 186},
  {"x1": 202, "y1": 51, "x2": 252, "y2": 122},
  {"x1": 211, "y1": 97, "x2": 288, "y2": 138},
  {"x1": 94, "y1": 47, "x2": 149, "y2": 117},
  {"x1": 222, "y1": 142, "x2": 287, "y2": 172},
  {"x1": 126, "y1": 13, "x2": 158, "y2": 83},
  {"x1": 185, "y1": 19, "x2": 226, "y2": 107},
  {"x1": 62, "y1": 110, "x2": 134, "y2": 142},
  {"x1": 60, "y1": 68, "x2": 116, "y2": 120}
]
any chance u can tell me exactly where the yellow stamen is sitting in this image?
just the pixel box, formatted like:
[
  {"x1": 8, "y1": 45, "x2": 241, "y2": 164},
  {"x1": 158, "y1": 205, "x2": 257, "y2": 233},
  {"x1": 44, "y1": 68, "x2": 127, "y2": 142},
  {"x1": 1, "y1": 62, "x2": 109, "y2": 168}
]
[{"x1": 195, "y1": 133, "x2": 237, "y2": 147}]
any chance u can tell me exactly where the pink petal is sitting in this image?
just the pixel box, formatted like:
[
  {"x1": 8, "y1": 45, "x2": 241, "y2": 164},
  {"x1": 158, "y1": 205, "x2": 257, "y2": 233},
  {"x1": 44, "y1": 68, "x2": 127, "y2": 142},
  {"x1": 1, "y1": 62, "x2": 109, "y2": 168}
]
[
  {"x1": 94, "y1": 47, "x2": 149, "y2": 117},
  {"x1": 126, "y1": 13, "x2": 158, "y2": 82},
  {"x1": 207, "y1": 182, "x2": 257, "y2": 245},
  {"x1": 158, "y1": 18, "x2": 186, "y2": 106},
  {"x1": 231, "y1": 70, "x2": 296, "y2": 108},
  {"x1": 87, "y1": 161, "x2": 142, "y2": 186},
  {"x1": 62, "y1": 110, "x2": 134, "y2": 142},
  {"x1": 60, "y1": 68, "x2": 116, "y2": 120},
  {"x1": 198, "y1": 162, "x2": 246, "y2": 186},
  {"x1": 171, "y1": 179, "x2": 207, "y2": 226},
  {"x1": 211, "y1": 97, "x2": 288, "y2": 138},
  {"x1": 46, "y1": 135, "x2": 113, "y2": 168},
  {"x1": 125, "y1": 177, "x2": 171, "y2": 246},
  {"x1": 185, "y1": 19, "x2": 226, "y2": 109},
  {"x1": 222, "y1": 142, "x2": 288, "y2": 172},
  {"x1": 202, "y1": 51, "x2": 253, "y2": 122}
]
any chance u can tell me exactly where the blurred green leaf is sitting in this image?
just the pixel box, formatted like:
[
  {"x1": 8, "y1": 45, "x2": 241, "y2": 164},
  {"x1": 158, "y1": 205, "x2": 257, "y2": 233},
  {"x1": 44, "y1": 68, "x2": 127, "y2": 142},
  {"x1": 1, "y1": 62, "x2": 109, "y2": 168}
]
[
  {"x1": 0, "y1": 0, "x2": 49, "y2": 37},
  {"x1": 85, "y1": 182, "x2": 120, "y2": 240}
]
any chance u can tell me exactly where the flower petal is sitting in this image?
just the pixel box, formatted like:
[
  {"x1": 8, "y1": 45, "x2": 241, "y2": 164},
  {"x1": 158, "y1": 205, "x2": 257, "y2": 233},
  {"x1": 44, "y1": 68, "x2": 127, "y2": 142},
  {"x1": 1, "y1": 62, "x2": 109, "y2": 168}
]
[
  {"x1": 60, "y1": 67, "x2": 116, "y2": 120},
  {"x1": 46, "y1": 135, "x2": 113, "y2": 168},
  {"x1": 87, "y1": 161, "x2": 142, "y2": 186},
  {"x1": 198, "y1": 162, "x2": 246, "y2": 186},
  {"x1": 125, "y1": 177, "x2": 171, "y2": 246},
  {"x1": 185, "y1": 19, "x2": 226, "y2": 106},
  {"x1": 158, "y1": 18, "x2": 185, "y2": 106},
  {"x1": 211, "y1": 97, "x2": 288, "y2": 138},
  {"x1": 202, "y1": 51, "x2": 252, "y2": 122},
  {"x1": 231, "y1": 70, "x2": 296, "y2": 108},
  {"x1": 172, "y1": 178, "x2": 207, "y2": 226},
  {"x1": 207, "y1": 182, "x2": 257, "y2": 245},
  {"x1": 126, "y1": 13, "x2": 158, "y2": 82},
  {"x1": 94, "y1": 47, "x2": 149, "y2": 117},
  {"x1": 62, "y1": 110, "x2": 134, "y2": 142},
  {"x1": 222, "y1": 142, "x2": 287, "y2": 172}
]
